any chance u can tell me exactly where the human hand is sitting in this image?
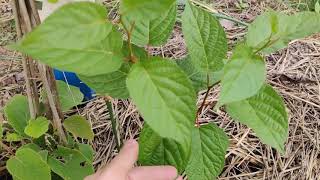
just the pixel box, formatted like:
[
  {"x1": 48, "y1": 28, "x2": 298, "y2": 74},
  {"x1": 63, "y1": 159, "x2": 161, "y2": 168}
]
[{"x1": 85, "y1": 139, "x2": 182, "y2": 180}]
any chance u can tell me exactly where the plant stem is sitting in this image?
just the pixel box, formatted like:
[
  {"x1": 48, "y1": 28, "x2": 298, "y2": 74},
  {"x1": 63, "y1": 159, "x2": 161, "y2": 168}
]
[
  {"x1": 106, "y1": 98, "x2": 122, "y2": 151},
  {"x1": 120, "y1": 16, "x2": 137, "y2": 63}
]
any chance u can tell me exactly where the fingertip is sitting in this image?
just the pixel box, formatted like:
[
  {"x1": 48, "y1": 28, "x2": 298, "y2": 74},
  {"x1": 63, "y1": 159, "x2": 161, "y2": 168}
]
[
  {"x1": 162, "y1": 166, "x2": 178, "y2": 178},
  {"x1": 176, "y1": 176, "x2": 184, "y2": 180}
]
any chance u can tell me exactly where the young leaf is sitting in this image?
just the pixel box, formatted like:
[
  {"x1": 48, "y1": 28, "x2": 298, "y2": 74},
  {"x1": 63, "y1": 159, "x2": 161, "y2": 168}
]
[
  {"x1": 6, "y1": 133, "x2": 24, "y2": 142},
  {"x1": 63, "y1": 115, "x2": 94, "y2": 140},
  {"x1": 56, "y1": 80, "x2": 84, "y2": 111},
  {"x1": 186, "y1": 124, "x2": 229, "y2": 180},
  {"x1": 226, "y1": 84, "x2": 288, "y2": 153},
  {"x1": 247, "y1": 11, "x2": 320, "y2": 54},
  {"x1": 120, "y1": 0, "x2": 176, "y2": 21},
  {"x1": 123, "y1": 2, "x2": 177, "y2": 46},
  {"x1": 7, "y1": 148, "x2": 51, "y2": 180},
  {"x1": 10, "y1": 2, "x2": 123, "y2": 76},
  {"x1": 4, "y1": 95, "x2": 30, "y2": 136},
  {"x1": 78, "y1": 44, "x2": 147, "y2": 99},
  {"x1": 48, "y1": 146, "x2": 94, "y2": 180},
  {"x1": 218, "y1": 44, "x2": 266, "y2": 105},
  {"x1": 182, "y1": 2, "x2": 227, "y2": 72},
  {"x1": 24, "y1": 117, "x2": 50, "y2": 138},
  {"x1": 176, "y1": 57, "x2": 223, "y2": 92},
  {"x1": 126, "y1": 57, "x2": 196, "y2": 144},
  {"x1": 19, "y1": 143, "x2": 48, "y2": 161},
  {"x1": 138, "y1": 124, "x2": 190, "y2": 173}
]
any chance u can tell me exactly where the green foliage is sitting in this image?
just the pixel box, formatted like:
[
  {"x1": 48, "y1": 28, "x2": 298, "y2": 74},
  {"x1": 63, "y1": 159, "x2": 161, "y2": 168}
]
[
  {"x1": 126, "y1": 57, "x2": 196, "y2": 145},
  {"x1": 218, "y1": 44, "x2": 266, "y2": 106},
  {"x1": 4, "y1": 95, "x2": 30, "y2": 136},
  {"x1": 176, "y1": 57, "x2": 223, "y2": 92},
  {"x1": 138, "y1": 124, "x2": 190, "y2": 173},
  {"x1": 247, "y1": 11, "x2": 320, "y2": 54},
  {"x1": 182, "y1": 1, "x2": 227, "y2": 73},
  {"x1": 24, "y1": 117, "x2": 50, "y2": 138},
  {"x1": 6, "y1": 133, "x2": 24, "y2": 142},
  {"x1": 56, "y1": 80, "x2": 84, "y2": 111},
  {"x1": 186, "y1": 124, "x2": 229, "y2": 180},
  {"x1": 226, "y1": 84, "x2": 288, "y2": 153},
  {"x1": 48, "y1": 145, "x2": 94, "y2": 180},
  {"x1": 120, "y1": 0, "x2": 176, "y2": 20},
  {"x1": 8, "y1": 1, "x2": 320, "y2": 179},
  {"x1": 7, "y1": 148, "x2": 51, "y2": 180},
  {"x1": 123, "y1": 2, "x2": 177, "y2": 46},
  {"x1": 63, "y1": 115, "x2": 94, "y2": 140},
  {"x1": 10, "y1": 2, "x2": 123, "y2": 76},
  {"x1": 78, "y1": 44, "x2": 147, "y2": 99}
]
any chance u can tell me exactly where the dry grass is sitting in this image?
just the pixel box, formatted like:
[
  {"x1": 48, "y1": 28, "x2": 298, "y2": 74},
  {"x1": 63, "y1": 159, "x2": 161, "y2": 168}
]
[{"x1": 1, "y1": 0, "x2": 320, "y2": 179}]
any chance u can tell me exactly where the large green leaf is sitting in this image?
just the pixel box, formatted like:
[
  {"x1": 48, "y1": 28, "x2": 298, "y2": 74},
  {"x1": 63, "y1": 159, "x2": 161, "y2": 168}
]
[
  {"x1": 218, "y1": 44, "x2": 266, "y2": 105},
  {"x1": 186, "y1": 124, "x2": 229, "y2": 180},
  {"x1": 63, "y1": 115, "x2": 94, "y2": 140},
  {"x1": 123, "y1": 2, "x2": 177, "y2": 46},
  {"x1": 48, "y1": 146, "x2": 94, "y2": 180},
  {"x1": 176, "y1": 57, "x2": 223, "y2": 92},
  {"x1": 11, "y1": 2, "x2": 123, "y2": 76},
  {"x1": 226, "y1": 84, "x2": 288, "y2": 153},
  {"x1": 120, "y1": 0, "x2": 176, "y2": 21},
  {"x1": 79, "y1": 44, "x2": 147, "y2": 99},
  {"x1": 7, "y1": 148, "x2": 51, "y2": 180},
  {"x1": 138, "y1": 124, "x2": 190, "y2": 173},
  {"x1": 182, "y1": 2, "x2": 227, "y2": 72},
  {"x1": 4, "y1": 95, "x2": 30, "y2": 136},
  {"x1": 247, "y1": 11, "x2": 320, "y2": 54},
  {"x1": 126, "y1": 57, "x2": 196, "y2": 144},
  {"x1": 24, "y1": 117, "x2": 50, "y2": 138},
  {"x1": 56, "y1": 80, "x2": 84, "y2": 111}
]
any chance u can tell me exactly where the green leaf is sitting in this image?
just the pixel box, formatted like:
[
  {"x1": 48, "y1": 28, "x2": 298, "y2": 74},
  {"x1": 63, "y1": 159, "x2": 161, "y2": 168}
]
[
  {"x1": 63, "y1": 115, "x2": 94, "y2": 140},
  {"x1": 126, "y1": 57, "x2": 196, "y2": 144},
  {"x1": 11, "y1": 2, "x2": 123, "y2": 76},
  {"x1": 79, "y1": 62, "x2": 131, "y2": 99},
  {"x1": 246, "y1": 11, "x2": 320, "y2": 54},
  {"x1": 138, "y1": 124, "x2": 190, "y2": 173},
  {"x1": 4, "y1": 95, "x2": 30, "y2": 136},
  {"x1": 226, "y1": 84, "x2": 288, "y2": 153},
  {"x1": 78, "y1": 143, "x2": 94, "y2": 162},
  {"x1": 7, "y1": 148, "x2": 51, "y2": 180},
  {"x1": 24, "y1": 117, "x2": 50, "y2": 138},
  {"x1": 123, "y1": 2, "x2": 177, "y2": 46},
  {"x1": 176, "y1": 57, "x2": 223, "y2": 92},
  {"x1": 78, "y1": 44, "x2": 147, "y2": 99},
  {"x1": 218, "y1": 44, "x2": 266, "y2": 105},
  {"x1": 186, "y1": 124, "x2": 229, "y2": 180},
  {"x1": 19, "y1": 143, "x2": 48, "y2": 161},
  {"x1": 56, "y1": 80, "x2": 84, "y2": 111},
  {"x1": 48, "y1": 146, "x2": 94, "y2": 180},
  {"x1": 120, "y1": 0, "x2": 176, "y2": 21},
  {"x1": 182, "y1": 2, "x2": 227, "y2": 72},
  {"x1": 6, "y1": 133, "x2": 24, "y2": 142}
]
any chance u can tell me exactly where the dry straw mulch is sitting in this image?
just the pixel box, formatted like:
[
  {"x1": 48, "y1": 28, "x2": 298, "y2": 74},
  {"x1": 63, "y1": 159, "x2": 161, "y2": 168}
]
[{"x1": 1, "y1": 0, "x2": 320, "y2": 179}]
